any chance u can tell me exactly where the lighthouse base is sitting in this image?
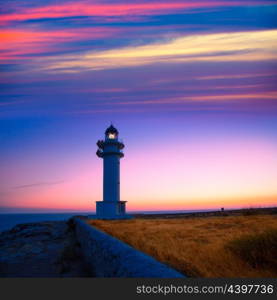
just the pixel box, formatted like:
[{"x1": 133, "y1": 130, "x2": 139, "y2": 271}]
[{"x1": 95, "y1": 201, "x2": 132, "y2": 219}]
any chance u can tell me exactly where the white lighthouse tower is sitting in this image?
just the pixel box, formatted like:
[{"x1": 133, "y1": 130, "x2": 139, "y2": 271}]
[{"x1": 96, "y1": 125, "x2": 130, "y2": 219}]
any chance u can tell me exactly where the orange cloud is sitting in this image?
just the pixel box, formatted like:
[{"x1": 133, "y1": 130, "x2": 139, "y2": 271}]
[
  {"x1": 188, "y1": 92, "x2": 277, "y2": 101},
  {"x1": 108, "y1": 91, "x2": 277, "y2": 106}
]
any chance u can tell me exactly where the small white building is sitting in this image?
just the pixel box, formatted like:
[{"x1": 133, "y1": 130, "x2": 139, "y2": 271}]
[{"x1": 96, "y1": 125, "x2": 131, "y2": 219}]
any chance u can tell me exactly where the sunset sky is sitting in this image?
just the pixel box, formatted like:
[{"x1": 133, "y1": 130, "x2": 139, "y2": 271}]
[{"x1": 1, "y1": 0, "x2": 277, "y2": 213}]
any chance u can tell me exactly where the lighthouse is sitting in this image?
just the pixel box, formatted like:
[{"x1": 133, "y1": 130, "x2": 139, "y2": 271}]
[{"x1": 96, "y1": 125, "x2": 130, "y2": 219}]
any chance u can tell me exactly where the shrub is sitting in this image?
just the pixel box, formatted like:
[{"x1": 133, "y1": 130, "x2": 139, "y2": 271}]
[{"x1": 226, "y1": 229, "x2": 277, "y2": 270}]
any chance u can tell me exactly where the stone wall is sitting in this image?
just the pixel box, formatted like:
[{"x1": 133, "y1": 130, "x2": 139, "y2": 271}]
[{"x1": 74, "y1": 218, "x2": 185, "y2": 278}]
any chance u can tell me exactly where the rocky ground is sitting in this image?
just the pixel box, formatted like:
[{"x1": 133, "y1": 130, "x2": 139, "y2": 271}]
[{"x1": 0, "y1": 220, "x2": 91, "y2": 277}]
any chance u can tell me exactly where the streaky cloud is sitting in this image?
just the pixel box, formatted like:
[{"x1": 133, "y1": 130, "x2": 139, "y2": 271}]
[
  {"x1": 40, "y1": 30, "x2": 277, "y2": 73},
  {"x1": 0, "y1": 27, "x2": 121, "y2": 60},
  {"x1": 196, "y1": 72, "x2": 276, "y2": 80},
  {"x1": 2, "y1": 1, "x2": 275, "y2": 24},
  {"x1": 110, "y1": 91, "x2": 277, "y2": 105},
  {"x1": 13, "y1": 180, "x2": 64, "y2": 189}
]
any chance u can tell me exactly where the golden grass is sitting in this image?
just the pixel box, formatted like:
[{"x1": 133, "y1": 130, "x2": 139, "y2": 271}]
[{"x1": 88, "y1": 215, "x2": 277, "y2": 277}]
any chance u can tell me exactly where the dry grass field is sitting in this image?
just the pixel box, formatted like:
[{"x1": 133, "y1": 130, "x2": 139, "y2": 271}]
[{"x1": 88, "y1": 214, "x2": 277, "y2": 277}]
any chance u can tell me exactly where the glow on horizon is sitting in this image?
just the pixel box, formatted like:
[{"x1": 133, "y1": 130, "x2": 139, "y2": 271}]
[{"x1": 1, "y1": 135, "x2": 276, "y2": 212}]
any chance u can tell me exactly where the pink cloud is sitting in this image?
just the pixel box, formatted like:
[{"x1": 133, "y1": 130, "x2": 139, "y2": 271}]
[
  {"x1": 1, "y1": 1, "x2": 275, "y2": 24},
  {"x1": 0, "y1": 27, "x2": 121, "y2": 60}
]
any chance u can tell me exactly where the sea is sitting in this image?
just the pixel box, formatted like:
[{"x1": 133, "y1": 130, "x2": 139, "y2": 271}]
[
  {"x1": 0, "y1": 209, "x2": 215, "y2": 233},
  {"x1": 0, "y1": 213, "x2": 85, "y2": 233}
]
